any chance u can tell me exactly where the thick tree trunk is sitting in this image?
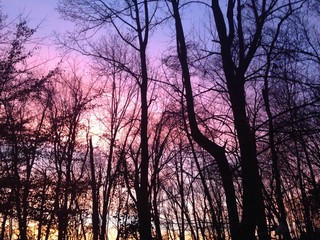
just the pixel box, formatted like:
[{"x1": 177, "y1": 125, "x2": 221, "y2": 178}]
[
  {"x1": 171, "y1": 1, "x2": 241, "y2": 239},
  {"x1": 228, "y1": 80, "x2": 268, "y2": 240},
  {"x1": 137, "y1": 47, "x2": 152, "y2": 239},
  {"x1": 132, "y1": 0, "x2": 152, "y2": 238},
  {"x1": 210, "y1": 1, "x2": 270, "y2": 238},
  {"x1": 183, "y1": 115, "x2": 223, "y2": 240}
]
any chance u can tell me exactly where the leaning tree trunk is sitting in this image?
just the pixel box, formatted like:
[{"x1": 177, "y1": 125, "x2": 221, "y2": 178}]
[{"x1": 171, "y1": 1, "x2": 241, "y2": 239}]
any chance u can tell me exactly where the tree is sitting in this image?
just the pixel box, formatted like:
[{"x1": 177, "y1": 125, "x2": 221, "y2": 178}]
[
  {"x1": 0, "y1": 19, "x2": 56, "y2": 239},
  {"x1": 167, "y1": 0, "x2": 309, "y2": 239},
  {"x1": 3, "y1": 1, "x2": 320, "y2": 239},
  {"x1": 88, "y1": 40, "x2": 142, "y2": 240},
  {"x1": 44, "y1": 70, "x2": 94, "y2": 240},
  {"x1": 168, "y1": 1, "x2": 240, "y2": 239},
  {"x1": 57, "y1": 1, "x2": 165, "y2": 238}
]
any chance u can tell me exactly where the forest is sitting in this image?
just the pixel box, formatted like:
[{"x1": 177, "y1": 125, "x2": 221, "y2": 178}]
[{"x1": 0, "y1": 0, "x2": 320, "y2": 239}]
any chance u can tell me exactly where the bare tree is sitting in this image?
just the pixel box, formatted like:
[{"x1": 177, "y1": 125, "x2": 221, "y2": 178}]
[
  {"x1": 88, "y1": 41, "x2": 142, "y2": 240},
  {"x1": 0, "y1": 19, "x2": 55, "y2": 239},
  {"x1": 167, "y1": 0, "x2": 309, "y2": 239},
  {"x1": 57, "y1": 1, "x2": 166, "y2": 238},
  {"x1": 44, "y1": 71, "x2": 94, "y2": 240}
]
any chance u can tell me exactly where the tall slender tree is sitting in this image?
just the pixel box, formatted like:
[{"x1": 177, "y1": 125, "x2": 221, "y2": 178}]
[{"x1": 57, "y1": 1, "x2": 164, "y2": 238}]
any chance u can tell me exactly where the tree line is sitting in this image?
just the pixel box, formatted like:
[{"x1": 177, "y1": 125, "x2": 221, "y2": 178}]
[{"x1": 0, "y1": 0, "x2": 320, "y2": 239}]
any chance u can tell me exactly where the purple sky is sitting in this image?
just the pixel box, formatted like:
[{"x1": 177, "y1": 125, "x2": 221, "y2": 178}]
[
  {"x1": 2, "y1": 0, "x2": 72, "y2": 38},
  {"x1": 1, "y1": 1, "x2": 210, "y2": 62},
  {"x1": 1, "y1": 0, "x2": 78, "y2": 67}
]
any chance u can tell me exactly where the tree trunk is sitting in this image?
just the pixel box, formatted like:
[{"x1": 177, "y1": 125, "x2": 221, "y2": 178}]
[
  {"x1": 133, "y1": 0, "x2": 152, "y2": 238},
  {"x1": 136, "y1": 48, "x2": 152, "y2": 239},
  {"x1": 263, "y1": 83, "x2": 291, "y2": 239},
  {"x1": 229, "y1": 80, "x2": 268, "y2": 240},
  {"x1": 170, "y1": 1, "x2": 241, "y2": 239},
  {"x1": 89, "y1": 138, "x2": 100, "y2": 240},
  {"x1": 210, "y1": 1, "x2": 269, "y2": 238}
]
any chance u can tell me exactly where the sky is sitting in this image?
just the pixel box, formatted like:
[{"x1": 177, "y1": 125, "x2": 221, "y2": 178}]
[
  {"x1": 2, "y1": 0, "x2": 67, "y2": 37},
  {"x1": 1, "y1": 0, "x2": 81, "y2": 69},
  {"x1": 1, "y1": 0, "x2": 210, "y2": 65}
]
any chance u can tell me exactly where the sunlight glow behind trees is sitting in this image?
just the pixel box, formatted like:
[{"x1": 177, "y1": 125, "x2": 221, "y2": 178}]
[{"x1": 0, "y1": 1, "x2": 320, "y2": 240}]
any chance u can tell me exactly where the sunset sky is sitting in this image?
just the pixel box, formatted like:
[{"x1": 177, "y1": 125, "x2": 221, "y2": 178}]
[
  {"x1": 3, "y1": 0, "x2": 66, "y2": 37},
  {"x1": 0, "y1": 1, "x2": 318, "y2": 240},
  {"x1": 2, "y1": 1, "x2": 82, "y2": 69},
  {"x1": 2, "y1": 0, "x2": 209, "y2": 60}
]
